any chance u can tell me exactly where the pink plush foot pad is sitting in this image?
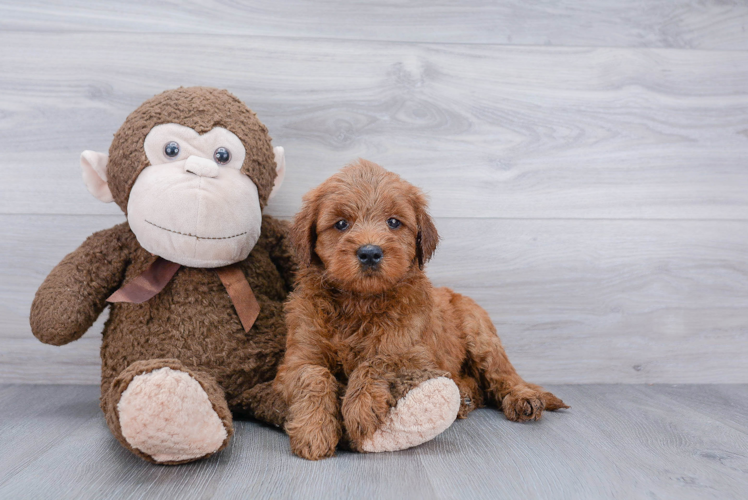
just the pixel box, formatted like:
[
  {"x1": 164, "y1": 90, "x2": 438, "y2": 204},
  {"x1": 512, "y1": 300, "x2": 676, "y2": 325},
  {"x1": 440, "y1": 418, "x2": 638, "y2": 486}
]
[
  {"x1": 362, "y1": 377, "x2": 460, "y2": 453},
  {"x1": 117, "y1": 367, "x2": 228, "y2": 463}
]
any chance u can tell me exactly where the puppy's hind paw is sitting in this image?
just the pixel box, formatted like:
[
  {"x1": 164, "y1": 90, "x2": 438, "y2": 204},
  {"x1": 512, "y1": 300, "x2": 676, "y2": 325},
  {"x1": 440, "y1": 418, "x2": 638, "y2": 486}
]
[
  {"x1": 502, "y1": 391, "x2": 545, "y2": 422},
  {"x1": 502, "y1": 388, "x2": 569, "y2": 422}
]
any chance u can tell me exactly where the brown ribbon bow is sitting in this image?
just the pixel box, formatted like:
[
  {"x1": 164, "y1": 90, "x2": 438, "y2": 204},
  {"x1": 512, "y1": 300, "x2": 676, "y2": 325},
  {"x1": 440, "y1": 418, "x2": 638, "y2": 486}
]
[{"x1": 106, "y1": 257, "x2": 260, "y2": 332}]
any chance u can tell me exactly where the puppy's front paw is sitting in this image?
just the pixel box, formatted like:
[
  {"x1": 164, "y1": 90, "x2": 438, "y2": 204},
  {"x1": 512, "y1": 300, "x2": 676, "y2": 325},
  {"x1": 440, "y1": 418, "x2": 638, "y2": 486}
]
[
  {"x1": 343, "y1": 398, "x2": 383, "y2": 446},
  {"x1": 288, "y1": 423, "x2": 339, "y2": 460},
  {"x1": 342, "y1": 384, "x2": 391, "y2": 447},
  {"x1": 502, "y1": 389, "x2": 546, "y2": 422}
]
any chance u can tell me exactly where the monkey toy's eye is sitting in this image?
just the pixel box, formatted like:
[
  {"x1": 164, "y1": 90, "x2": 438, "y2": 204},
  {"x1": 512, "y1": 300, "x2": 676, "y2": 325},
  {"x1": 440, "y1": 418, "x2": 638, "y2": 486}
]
[
  {"x1": 334, "y1": 220, "x2": 350, "y2": 231},
  {"x1": 214, "y1": 147, "x2": 231, "y2": 165},
  {"x1": 163, "y1": 141, "x2": 180, "y2": 158},
  {"x1": 387, "y1": 218, "x2": 402, "y2": 229}
]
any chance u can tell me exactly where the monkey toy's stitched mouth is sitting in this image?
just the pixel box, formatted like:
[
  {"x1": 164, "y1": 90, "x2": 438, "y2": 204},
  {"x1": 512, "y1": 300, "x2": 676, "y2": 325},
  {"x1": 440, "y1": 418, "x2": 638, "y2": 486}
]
[{"x1": 145, "y1": 220, "x2": 248, "y2": 241}]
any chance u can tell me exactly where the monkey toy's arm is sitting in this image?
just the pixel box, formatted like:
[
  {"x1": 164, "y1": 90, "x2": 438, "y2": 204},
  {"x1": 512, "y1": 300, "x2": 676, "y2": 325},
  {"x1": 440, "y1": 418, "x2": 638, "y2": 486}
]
[
  {"x1": 30, "y1": 223, "x2": 130, "y2": 346},
  {"x1": 260, "y1": 215, "x2": 298, "y2": 292}
]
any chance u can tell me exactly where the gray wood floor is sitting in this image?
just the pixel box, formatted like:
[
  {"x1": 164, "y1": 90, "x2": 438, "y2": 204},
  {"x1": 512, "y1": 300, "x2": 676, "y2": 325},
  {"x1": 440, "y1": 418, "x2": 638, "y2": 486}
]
[{"x1": 0, "y1": 384, "x2": 746, "y2": 500}]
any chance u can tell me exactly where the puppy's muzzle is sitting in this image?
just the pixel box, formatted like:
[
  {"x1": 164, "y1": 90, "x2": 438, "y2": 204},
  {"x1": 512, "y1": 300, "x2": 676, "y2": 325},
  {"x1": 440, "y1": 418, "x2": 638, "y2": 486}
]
[{"x1": 357, "y1": 244, "x2": 383, "y2": 269}]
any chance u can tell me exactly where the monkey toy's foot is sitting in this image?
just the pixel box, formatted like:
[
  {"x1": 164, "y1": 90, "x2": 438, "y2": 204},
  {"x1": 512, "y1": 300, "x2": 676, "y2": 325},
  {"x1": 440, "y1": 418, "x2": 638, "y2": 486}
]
[
  {"x1": 361, "y1": 376, "x2": 460, "y2": 453},
  {"x1": 105, "y1": 360, "x2": 233, "y2": 464}
]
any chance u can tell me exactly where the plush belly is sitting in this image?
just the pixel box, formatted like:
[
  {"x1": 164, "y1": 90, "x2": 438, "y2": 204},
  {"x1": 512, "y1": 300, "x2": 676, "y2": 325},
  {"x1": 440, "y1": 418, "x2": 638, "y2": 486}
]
[{"x1": 100, "y1": 290, "x2": 286, "y2": 400}]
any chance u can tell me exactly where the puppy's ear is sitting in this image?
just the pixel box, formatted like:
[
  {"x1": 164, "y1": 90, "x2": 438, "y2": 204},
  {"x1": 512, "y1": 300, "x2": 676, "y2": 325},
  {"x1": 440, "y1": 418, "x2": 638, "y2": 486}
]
[
  {"x1": 412, "y1": 189, "x2": 439, "y2": 268},
  {"x1": 290, "y1": 188, "x2": 321, "y2": 266}
]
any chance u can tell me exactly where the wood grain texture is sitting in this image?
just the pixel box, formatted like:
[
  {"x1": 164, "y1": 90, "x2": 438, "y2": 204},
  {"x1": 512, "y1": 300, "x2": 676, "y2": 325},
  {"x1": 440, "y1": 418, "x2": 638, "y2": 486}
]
[
  {"x1": 0, "y1": 1, "x2": 746, "y2": 50},
  {"x1": 2, "y1": 33, "x2": 748, "y2": 219},
  {"x1": 2, "y1": 4, "x2": 747, "y2": 386},
  {"x1": 4, "y1": 215, "x2": 747, "y2": 384},
  {"x1": 0, "y1": 384, "x2": 746, "y2": 499}
]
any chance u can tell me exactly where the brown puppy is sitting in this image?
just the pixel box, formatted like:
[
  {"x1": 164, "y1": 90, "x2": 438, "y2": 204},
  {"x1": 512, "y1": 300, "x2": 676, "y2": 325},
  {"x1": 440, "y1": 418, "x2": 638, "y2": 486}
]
[{"x1": 275, "y1": 159, "x2": 568, "y2": 460}]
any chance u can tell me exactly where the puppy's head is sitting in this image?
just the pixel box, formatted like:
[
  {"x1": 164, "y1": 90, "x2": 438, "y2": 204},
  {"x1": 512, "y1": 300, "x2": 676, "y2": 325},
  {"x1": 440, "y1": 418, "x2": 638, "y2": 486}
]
[{"x1": 291, "y1": 159, "x2": 438, "y2": 294}]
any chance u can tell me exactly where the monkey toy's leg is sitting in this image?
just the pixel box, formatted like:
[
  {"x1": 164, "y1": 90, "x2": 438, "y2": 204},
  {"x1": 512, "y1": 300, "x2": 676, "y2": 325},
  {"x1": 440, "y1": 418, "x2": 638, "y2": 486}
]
[
  {"x1": 453, "y1": 293, "x2": 569, "y2": 422},
  {"x1": 345, "y1": 367, "x2": 461, "y2": 453},
  {"x1": 101, "y1": 359, "x2": 233, "y2": 464},
  {"x1": 228, "y1": 380, "x2": 288, "y2": 428}
]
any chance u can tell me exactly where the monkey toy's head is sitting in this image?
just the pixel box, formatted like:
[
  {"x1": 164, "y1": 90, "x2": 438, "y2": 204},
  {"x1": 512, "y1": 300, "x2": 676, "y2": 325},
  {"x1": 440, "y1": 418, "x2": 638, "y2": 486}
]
[{"x1": 80, "y1": 87, "x2": 285, "y2": 268}]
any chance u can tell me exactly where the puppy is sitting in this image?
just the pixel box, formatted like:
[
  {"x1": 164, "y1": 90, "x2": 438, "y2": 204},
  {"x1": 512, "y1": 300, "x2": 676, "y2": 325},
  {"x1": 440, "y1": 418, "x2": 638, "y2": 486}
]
[{"x1": 275, "y1": 160, "x2": 568, "y2": 460}]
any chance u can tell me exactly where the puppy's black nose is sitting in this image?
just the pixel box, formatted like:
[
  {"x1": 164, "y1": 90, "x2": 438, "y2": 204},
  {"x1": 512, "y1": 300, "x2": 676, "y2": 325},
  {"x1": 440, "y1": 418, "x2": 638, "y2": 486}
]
[{"x1": 357, "y1": 245, "x2": 383, "y2": 267}]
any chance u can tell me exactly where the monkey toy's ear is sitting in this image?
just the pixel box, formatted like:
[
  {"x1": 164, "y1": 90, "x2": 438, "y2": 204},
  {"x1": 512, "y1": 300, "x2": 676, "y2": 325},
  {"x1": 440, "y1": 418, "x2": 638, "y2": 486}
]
[
  {"x1": 80, "y1": 150, "x2": 114, "y2": 203},
  {"x1": 268, "y1": 146, "x2": 286, "y2": 201}
]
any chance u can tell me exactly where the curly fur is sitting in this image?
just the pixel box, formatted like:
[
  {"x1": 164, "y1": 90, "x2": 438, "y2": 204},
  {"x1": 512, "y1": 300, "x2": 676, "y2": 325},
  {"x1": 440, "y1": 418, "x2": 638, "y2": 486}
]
[{"x1": 274, "y1": 160, "x2": 568, "y2": 460}]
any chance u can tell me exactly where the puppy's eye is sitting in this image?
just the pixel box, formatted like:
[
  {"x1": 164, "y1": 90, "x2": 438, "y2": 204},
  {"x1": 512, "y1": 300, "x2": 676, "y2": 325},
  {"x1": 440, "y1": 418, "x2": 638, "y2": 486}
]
[
  {"x1": 164, "y1": 141, "x2": 180, "y2": 158},
  {"x1": 387, "y1": 218, "x2": 402, "y2": 229},
  {"x1": 214, "y1": 147, "x2": 231, "y2": 165},
  {"x1": 334, "y1": 220, "x2": 350, "y2": 231}
]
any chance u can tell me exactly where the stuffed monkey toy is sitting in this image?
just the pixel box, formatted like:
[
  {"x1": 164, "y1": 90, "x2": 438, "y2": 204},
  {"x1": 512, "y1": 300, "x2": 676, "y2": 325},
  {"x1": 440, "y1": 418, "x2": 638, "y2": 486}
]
[{"x1": 30, "y1": 87, "x2": 294, "y2": 464}]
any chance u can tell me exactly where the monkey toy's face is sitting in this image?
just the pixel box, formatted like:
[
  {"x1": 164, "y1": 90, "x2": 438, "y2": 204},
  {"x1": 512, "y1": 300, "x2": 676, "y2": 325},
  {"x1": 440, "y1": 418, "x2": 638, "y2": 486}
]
[
  {"x1": 127, "y1": 124, "x2": 263, "y2": 267},
  {"x1": 80, "y1": 87, "x2": 285, "y2": 268}
]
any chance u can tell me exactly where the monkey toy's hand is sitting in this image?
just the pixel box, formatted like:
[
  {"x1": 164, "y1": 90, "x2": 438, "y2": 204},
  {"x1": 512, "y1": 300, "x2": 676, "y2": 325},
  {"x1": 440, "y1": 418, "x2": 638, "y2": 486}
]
[{"x1": 30, "y1": 224, "x2": 129, "y2": 346}]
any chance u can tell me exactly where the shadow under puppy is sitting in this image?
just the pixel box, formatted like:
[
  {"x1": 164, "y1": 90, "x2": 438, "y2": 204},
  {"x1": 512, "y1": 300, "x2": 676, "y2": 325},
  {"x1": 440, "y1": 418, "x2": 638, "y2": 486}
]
[{"x1": 275, "y1": 160, "x2": 568, "y2": 460}]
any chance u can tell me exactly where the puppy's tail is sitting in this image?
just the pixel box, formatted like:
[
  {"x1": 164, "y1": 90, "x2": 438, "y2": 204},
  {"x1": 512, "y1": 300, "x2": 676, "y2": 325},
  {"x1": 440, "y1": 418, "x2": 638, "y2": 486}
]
[{"x1": 542, "y1": 391, "x2": 570, "y2": 411}]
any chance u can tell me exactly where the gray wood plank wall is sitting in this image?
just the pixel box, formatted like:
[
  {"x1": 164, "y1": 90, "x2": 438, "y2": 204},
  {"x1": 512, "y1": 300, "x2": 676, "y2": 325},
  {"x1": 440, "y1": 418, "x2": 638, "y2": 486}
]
[{"x1": 1, "y1": 1, "x2": 747, "y2": 384}]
